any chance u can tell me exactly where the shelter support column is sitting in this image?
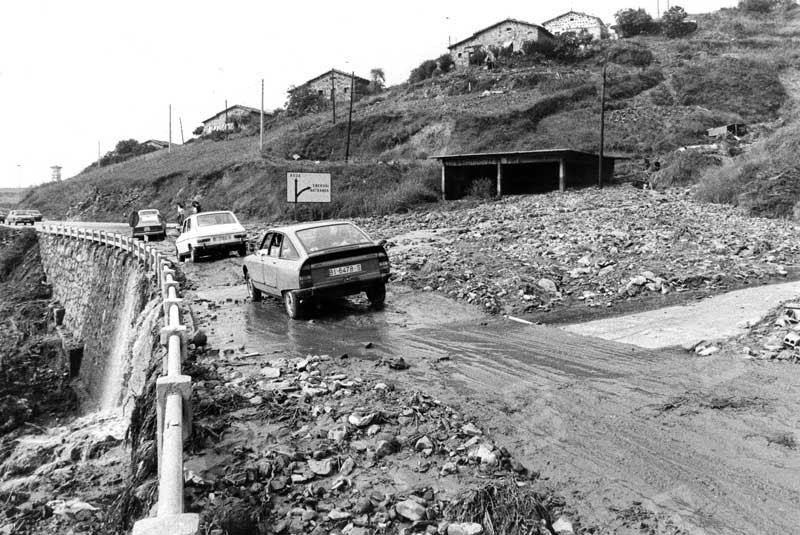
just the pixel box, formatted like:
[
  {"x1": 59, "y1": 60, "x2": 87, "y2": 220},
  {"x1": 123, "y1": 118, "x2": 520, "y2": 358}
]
[
  {"x1": 496, "y1": 161, "x2": 503, "y2": 198},
  {"x1": 441, "y1": 163, "x2": 447, "y2": 200},
  {"x1": 558, "y1": 159, "x2": 565, "y2": 192}
]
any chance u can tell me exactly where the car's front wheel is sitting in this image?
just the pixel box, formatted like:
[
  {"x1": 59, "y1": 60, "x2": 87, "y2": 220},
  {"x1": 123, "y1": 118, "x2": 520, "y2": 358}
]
[
  {"x1": 366, "y1": 282, "x2": 386, "y2": 307},
  {"x1": 283, "y1": 290, "x2": 304, "y2": 319},
  {"x1": 246, "y1": 274, "x2": 262, "y2": 302}
]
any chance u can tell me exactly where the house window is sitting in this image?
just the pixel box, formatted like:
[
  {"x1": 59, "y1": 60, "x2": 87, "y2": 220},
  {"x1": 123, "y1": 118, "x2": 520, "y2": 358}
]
[
  {"x1": 344, "y1": 87, "x2": 349, "y2": 94},
  {"x1": 318, "y1": 90, "x2": 323, "y2": 96},
  {"x1": 458, "y1": 52, "x2": 462, "y2": 58},
  {"x1": 507, "y1": 27, "x2": 512, "y2": 32}
]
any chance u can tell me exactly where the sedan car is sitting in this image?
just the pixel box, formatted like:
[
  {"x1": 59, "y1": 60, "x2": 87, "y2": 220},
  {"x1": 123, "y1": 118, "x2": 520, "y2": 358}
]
[
  {"x1": 5, "y1": 210, "x2": 36, "y2": 226},
  {"x1": 175, "y1": 210, "x2": 247, "y2": 262},
  {"x1": 29, "y1": 210, "x2": 43, "y2": 222},
  {"x1": 242, "y1": 220, "x2": 390, "y2": 319},
  {"x1": 0, "y1": 209, "x2": 7, "y2": 224},
  {"x1": 130, "y1": 209, "x2": 166, "y2": 241}
]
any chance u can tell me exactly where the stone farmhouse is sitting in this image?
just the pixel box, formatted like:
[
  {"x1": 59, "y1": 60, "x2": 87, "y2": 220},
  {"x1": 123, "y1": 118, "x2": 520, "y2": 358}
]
[
  {"x1": 448, "y1": 18, "x2": 554, "y2": 68},
  {"x1": 542, "y1": 10, "x2": 609, "y2": 41},
  {"x1": 201, "y1": 105, "x2": 261, "y2": 134},
  {"x1": 289, "y1": 69, "x2": 370, "y2": 101}
]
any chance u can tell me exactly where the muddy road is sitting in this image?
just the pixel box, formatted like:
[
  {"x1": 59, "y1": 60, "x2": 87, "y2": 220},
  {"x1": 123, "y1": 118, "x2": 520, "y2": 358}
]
[{"x1": 179, "y1": 256, "x2": 800, "y2": 535}]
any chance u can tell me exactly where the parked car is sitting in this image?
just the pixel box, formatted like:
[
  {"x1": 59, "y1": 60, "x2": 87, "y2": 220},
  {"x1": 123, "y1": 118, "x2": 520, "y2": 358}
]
[
  {"x1": 130, "y1": 209, "x2": 166, "y2": 241},
  {"x1": 0, "y1": 209, "x2": 7, "y2": 224},
  {"x1": 29, "y1": 210, "x2": 43, "y2": 222},
  {"x1": 175, "y1": 211, "x2": 247, "y2": 262},
  {"x1": 242, "y1": 220, "x2": 390, "y2": 319},
  {"x1": 5, "y1": 210, "x2": 36, "y2": 226}
]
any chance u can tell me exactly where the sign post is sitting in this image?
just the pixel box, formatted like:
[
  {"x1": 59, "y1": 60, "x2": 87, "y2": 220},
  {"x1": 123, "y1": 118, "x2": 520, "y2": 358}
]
[{"x1": 287, "y1": 172, "x2": 331, "y2": 221}]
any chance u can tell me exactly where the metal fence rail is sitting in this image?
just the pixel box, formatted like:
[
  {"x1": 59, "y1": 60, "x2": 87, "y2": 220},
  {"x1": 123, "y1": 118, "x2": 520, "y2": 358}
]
[{"x1": 38, "y1": 224, "x2": 199, "y2": 535}]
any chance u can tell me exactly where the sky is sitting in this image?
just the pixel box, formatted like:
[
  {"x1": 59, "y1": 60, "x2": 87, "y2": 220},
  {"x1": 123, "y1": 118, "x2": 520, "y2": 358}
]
[{"x1": 0, "y1": 0, "x2": 738, "y2": 188}]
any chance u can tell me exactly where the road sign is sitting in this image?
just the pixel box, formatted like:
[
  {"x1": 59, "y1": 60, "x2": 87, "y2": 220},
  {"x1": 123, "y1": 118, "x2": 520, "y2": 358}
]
[{"x1": 287, "y1": 172, "x2": 331, "y2": 203}]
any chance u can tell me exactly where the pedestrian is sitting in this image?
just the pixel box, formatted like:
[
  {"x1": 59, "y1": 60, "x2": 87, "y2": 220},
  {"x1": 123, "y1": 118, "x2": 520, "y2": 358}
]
[
  {"x1": 176, "y1": 202, "x2": 185, "y2": 225},
  {"x1": 191, "y1": 200, "x2": 202, "y2": 214}
]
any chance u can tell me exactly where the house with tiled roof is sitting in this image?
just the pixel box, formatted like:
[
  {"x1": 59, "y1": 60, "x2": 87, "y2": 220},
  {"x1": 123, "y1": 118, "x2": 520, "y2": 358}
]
[{"x1": 448, "y1": 18, "x2": 554, "y2": 68}]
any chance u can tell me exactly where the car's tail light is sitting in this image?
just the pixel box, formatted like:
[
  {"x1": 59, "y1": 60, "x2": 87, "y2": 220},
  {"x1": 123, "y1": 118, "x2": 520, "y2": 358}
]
[
  {"x1": 299, "y1": 263, "x2": 313, "y2": 288},
  {"x1": 377, "y1": 251, "x2": 390, "y2": 273}
]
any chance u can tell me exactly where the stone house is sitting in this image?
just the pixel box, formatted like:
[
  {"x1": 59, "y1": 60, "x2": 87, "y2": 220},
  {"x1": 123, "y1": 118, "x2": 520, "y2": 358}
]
[
  {"x1": 542, "y1": 10, "x2": 609, "y2": 41},
  {"x1": 289, "y1": 69, "x2": 370, "y2": 101},
  {"x1": 448, "y1": 18, "x2": 554, "y2": 68},
  {"x1": 201, "y1": 105, "x2": 261, "y2": 134}
]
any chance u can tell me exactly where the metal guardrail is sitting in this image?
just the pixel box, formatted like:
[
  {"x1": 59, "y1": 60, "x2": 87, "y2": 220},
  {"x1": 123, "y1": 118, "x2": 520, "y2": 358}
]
[{"x1": 38, "y1": 224, "x2": 199, "y2": 535}]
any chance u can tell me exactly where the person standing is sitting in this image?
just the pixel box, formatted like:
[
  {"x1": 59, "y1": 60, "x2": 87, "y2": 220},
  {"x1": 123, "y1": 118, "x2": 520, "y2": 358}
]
[
  {"x1": 176, "y1": 202, "x2": 185, "y2": 225},
  {"x1": 191, "y1": 200, "x2": 202, "y2": 214}
]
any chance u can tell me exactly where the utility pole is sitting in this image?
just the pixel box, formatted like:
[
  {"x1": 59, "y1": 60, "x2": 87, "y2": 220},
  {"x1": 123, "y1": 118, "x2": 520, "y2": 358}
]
[
  {"x1": 97, "y1": 141, "x2": 101, "y2": 168},
  {"x1": 168, "y1": 104, "x2": 172, "y2": 153},
  {"x1": 331, "y1": 70, "x2": 336, "y2": 124},
  {"x1": 598, "y1": 61, "x2": 607, "y2": 189},
  {"x1": 345, "y1": 72, "x2": 355, "y2": 162},
  {"x1": 179, "y1": 117, "x2": 185, "y2": 144},
  {"x1": 260, "y1": 78, "x2": 264, "y2": 152}
]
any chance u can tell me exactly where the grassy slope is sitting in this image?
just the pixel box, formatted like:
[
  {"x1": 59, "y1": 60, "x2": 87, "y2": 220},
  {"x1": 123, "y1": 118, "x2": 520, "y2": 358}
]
[{"x1": 20, "y1": 5, "x2": 800, "y2": 221}]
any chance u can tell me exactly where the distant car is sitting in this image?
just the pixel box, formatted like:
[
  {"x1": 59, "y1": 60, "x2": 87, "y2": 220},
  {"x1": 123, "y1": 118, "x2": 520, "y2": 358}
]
[
  {"x1": 29, "y1": 210, "x2": 43, "y2": 222},
  {"x1": 175, "y1": 211, "x2": 247, "y2": 262},
  {"x1": 5, "y1": 210, "x2": 36, "y2": 226},
  {"x1": 130, "y1": 209, "x2": 166, "y2": 241},
  {"x1": 0, "y1": 209, "x2": 7, "y2": 224},
  {"x1": 242, "y1": 220, "x2": 390, "y2": 319}
]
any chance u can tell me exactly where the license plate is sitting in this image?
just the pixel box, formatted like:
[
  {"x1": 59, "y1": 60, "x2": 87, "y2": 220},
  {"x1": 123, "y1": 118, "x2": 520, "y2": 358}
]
[
  {"x1": 144, "y1": 226, "x2": 153, "y2": 231},
  {"x1": 329, "y1": 264, "x2": 362, "y2": 277},
  {"x1": 212, "y1": 235, "x2": 229, "y2": 242}
]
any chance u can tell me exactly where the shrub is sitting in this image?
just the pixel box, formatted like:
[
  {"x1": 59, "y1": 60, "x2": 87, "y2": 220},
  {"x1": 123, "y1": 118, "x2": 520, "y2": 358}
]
[
  {"x1": 437, "y1": 53, "x2": 455, "y2": 73},
  {"x1": 651, "y1": 150, "x2": 721, "y2": 188},
  {"x1": 662, "y1": 6, "x2": 695, "y2": 37},
  {"x1": 409, "y1": 59, "x2": 438, "y2": 83},
  {"x1": 192, "y1": 126, "x2": 204, "y2": 136},
  {"x1": 608, "y1": 42, "x2": 654, "y2": 68},
  {"x1": 739, "y1": 0, "x2": 776, "y2": 12},
  {"x1": 468, "y1": 178, "x2": 496, "y2": 199},
  {"x1": 286, "y1": 85, "x2": 327, "y2": 117},
  {"x1": 522, "y1": 39, "x2": 554, "y2": 56},
  {"x1": 615, "y1": 8, "x2": 656, "y2": 37}
]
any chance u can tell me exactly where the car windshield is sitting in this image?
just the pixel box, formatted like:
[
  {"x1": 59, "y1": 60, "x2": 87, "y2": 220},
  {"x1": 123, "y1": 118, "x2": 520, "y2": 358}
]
[
  {"x1": 295, "y1": 223, "x2": 371, "y2": 253},
  {"x1": 196, "y1": 212, "x2": 237, "y2": 227}
]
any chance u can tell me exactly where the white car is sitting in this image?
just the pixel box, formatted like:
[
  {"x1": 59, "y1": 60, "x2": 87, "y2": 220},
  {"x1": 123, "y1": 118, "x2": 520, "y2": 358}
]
[{"x1": 175, "y1": 211, "x2": 247, "y2": 262}]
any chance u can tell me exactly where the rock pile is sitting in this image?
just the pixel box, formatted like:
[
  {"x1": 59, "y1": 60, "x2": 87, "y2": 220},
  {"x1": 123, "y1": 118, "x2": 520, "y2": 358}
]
[
  {"x1": 361, "y1": 186, "x2": 800, "y2": 317},
  {"x1": 187, "y1": 352, "x2": 576, "y2": 534}
]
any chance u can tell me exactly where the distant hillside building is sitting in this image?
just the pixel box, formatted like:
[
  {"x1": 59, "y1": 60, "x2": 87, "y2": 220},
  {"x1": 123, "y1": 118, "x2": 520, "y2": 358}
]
[
  {"x1": 289, "y1": 69, "x2": 370, "y2": 100},
  {"x1": 542, "y1": 10, "x2": 609, "y2": 41},
  {"x1": 141, "y1": 139, "x2": 171, "y2": 150},
  {"x1": 448, "y1": 18, "x2": 554, "y2": 68},
  {"x1": 201, "y1": 105, "x2": 261, "y2": 134}
]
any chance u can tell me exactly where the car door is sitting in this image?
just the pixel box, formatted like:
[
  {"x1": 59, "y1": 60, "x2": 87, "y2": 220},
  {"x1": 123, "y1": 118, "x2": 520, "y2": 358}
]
[
  {"x1": 275, "y1": 234, "x2": 302, "y2": 291},
  {"x1": 176, "y1": 217, "x2": 192, "y2": 254},
  {"x1": 249, "y1": 232, "x2": 273, "y2": 292},
  {"x1": 263, "y1": 233, "x2": 284, "y2": 290}
]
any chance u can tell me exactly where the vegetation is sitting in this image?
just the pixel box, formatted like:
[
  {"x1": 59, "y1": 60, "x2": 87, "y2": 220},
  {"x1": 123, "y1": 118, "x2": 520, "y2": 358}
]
[
  {"x1": 662, "y1": 6, "x2": 694, "y2": 37},
  {"x1": 286, "y1": 85, "x2": 327, "y2": 117},
  {"x1": 615, "y1": 8, "x2": 658, "y2": 37},
  {"x1": 86, "y1": 139, "x2": 160, "y2": 170},
  {"x1": 650, "y1": 150, "x2": 721, "y2": 188}
]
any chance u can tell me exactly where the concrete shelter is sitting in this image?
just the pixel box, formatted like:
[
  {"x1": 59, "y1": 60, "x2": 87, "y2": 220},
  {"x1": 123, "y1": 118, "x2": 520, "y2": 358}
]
[{"x1": 434, "y1": 149, "x2": 620, "y2": 199}]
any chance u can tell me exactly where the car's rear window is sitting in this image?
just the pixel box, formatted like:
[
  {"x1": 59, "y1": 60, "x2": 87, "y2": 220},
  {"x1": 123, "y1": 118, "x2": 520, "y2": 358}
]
[
  {"x1": 140, "y1": 210, "x2": 159, "y2": 216},
  {"x1": 295, "y1": 223, "x2": 371, "y2": 253},
  {"x1": 196, "y1": 213, "x2": 236, "y2": 227}
]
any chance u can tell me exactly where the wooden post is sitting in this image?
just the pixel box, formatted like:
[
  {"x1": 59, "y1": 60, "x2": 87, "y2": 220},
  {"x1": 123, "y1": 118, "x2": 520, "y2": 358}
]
[
  {"x1": 260, "y1": 78, "x2": 264, "y2": 152},
  {"x1": 345, "y1": 72, "x2": 355, "y2": 162},
  {"x1": 441, "y1": 163, "x2": 447, "y2": 200},
  {"x1": 168, "y1": 104, "x2": 172, "y2": 153},
  {"x1": 179, "y1": 117, "x2": 185, "y2": 144},
  {"x1": 496, "y1": 160, "x2": 503, "y2": 198},
  {"x1": 559, "y1": 159, "x2": 566, "y2": 192},
  {"x1": 598, "y1": 61, "x2": 607, "y2": 189},
  {"x1": 331, "y1": 70, "x2": 336, "y2": 124},
  {"x1": 224, "y1": 99, "x2": 228, "y2": 140}
]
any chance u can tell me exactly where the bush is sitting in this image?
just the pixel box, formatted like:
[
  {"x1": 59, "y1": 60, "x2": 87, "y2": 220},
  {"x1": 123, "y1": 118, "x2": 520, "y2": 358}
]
[
  {"x1": 469, "y1": 48, "x2": 488, "y2": 66},
  {"x1": 615, "y1": 8, "x2": 657, "y2": 37},
  {"x1": 468, "y1": 178, "x2": 496, "y2": 199},
  {"x1": 608, "y1": 42, "x2": 654, "y2": 68},
  {"x1": 286, "y1": 85, "x2": 327, "y2": 117},
  {"x1": 522, "y1": 39, "x2": 554, "y2": 56},
  {"x1": 192, "y1": 126, "x2": 204, "y2": 136},
  {"x1": 651, "y1": 150, "x2": 721, "y2": 188},
  {"x1": 739, "y1": 0, "x2": 776, "y2": 12},
  {"x1": 437, "y1": 53, "x2": 455, "y2": 73},
  {"x1": 662, "y1": 6, "x2": 695, "y2": 37},
  {"x1": 409, "y1": 59, "x2": 438, "y2": 83}
]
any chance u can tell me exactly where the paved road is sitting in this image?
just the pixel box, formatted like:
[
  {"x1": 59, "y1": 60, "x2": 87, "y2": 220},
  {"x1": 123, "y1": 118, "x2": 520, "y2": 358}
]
[
  {"x1": 183, "y1": 257, "x2": 800, "y2": 535},
  {"x1": 562, "y1": 281, "x2": 800, "y2": 349}
]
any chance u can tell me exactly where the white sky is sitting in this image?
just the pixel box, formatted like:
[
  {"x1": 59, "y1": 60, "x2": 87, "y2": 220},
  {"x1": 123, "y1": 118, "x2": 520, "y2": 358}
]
[{"x1": 0, "y1": 0, "x2": 737, "y2": 187}]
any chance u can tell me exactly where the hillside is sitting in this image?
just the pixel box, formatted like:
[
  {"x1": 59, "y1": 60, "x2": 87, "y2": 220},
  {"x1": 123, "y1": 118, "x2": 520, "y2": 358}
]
[
  {"x1": 19, "y1": 4, "x2": 800, "y2": 221},
  {"x1": 0, "y1": 188, "x2": 26, "y2": 208}
]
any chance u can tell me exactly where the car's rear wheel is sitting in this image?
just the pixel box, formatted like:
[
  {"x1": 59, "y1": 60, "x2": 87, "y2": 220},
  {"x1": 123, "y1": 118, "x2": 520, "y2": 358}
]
[
  {"x1": 283, "y1": 290, "x2": 304, "y2": 319},
  {"x1": 246, "y1": 274, "x2": 262, "y2": 302},
  {"x1": 366, "y1": 282, "x2": 386, "y2": 307}
]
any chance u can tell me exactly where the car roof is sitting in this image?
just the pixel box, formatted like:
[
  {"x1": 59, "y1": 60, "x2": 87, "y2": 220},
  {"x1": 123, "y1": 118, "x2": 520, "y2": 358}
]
[
  {"x1": 189, "y1": 210, "x2": 235, "y2": 218},
  {"x1": 269, "y1": 220, "x2": 356, "y2": 234}
]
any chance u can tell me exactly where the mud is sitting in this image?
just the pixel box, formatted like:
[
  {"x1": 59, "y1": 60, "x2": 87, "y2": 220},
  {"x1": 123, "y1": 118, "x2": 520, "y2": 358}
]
[{"x1": 182, "y1": 255, "x2": 800, "y2": 534}]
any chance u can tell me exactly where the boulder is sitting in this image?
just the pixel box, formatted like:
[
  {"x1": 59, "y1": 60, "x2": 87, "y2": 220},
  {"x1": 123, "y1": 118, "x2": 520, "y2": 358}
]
[{"x1": 396, "y1": 499, "x2": 426, "y2": 522}]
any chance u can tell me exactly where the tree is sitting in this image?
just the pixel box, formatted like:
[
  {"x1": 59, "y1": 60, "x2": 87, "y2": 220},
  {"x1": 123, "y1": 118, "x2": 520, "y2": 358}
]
[
  {"x1": 552, "y1": 31, "x2": 594, "y2": 60},
  {"x1": 369, "y1": 68, "x2": 386, "y2": 93},
  {"x1": 739, "y1": 0, "x2": 776, "y2": 12},
  {"x1": 286, "y1": 85, "x2": 327, "y2": 117},
  {"x1": 437, "y1": 53, "x2": 455, "y2": 73},
  {"x1": 662, "y1": 6, "x2": 692, "y2": 37},
  {"x1": 615, "y1": 8, "x2": 655, "y2": 37},
  {"x1": 115, "y1": 139, "x2": 140, "y2": 155},
  {"x1": 408, "y1": 59, "x2": 438, "y2": 84}
]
